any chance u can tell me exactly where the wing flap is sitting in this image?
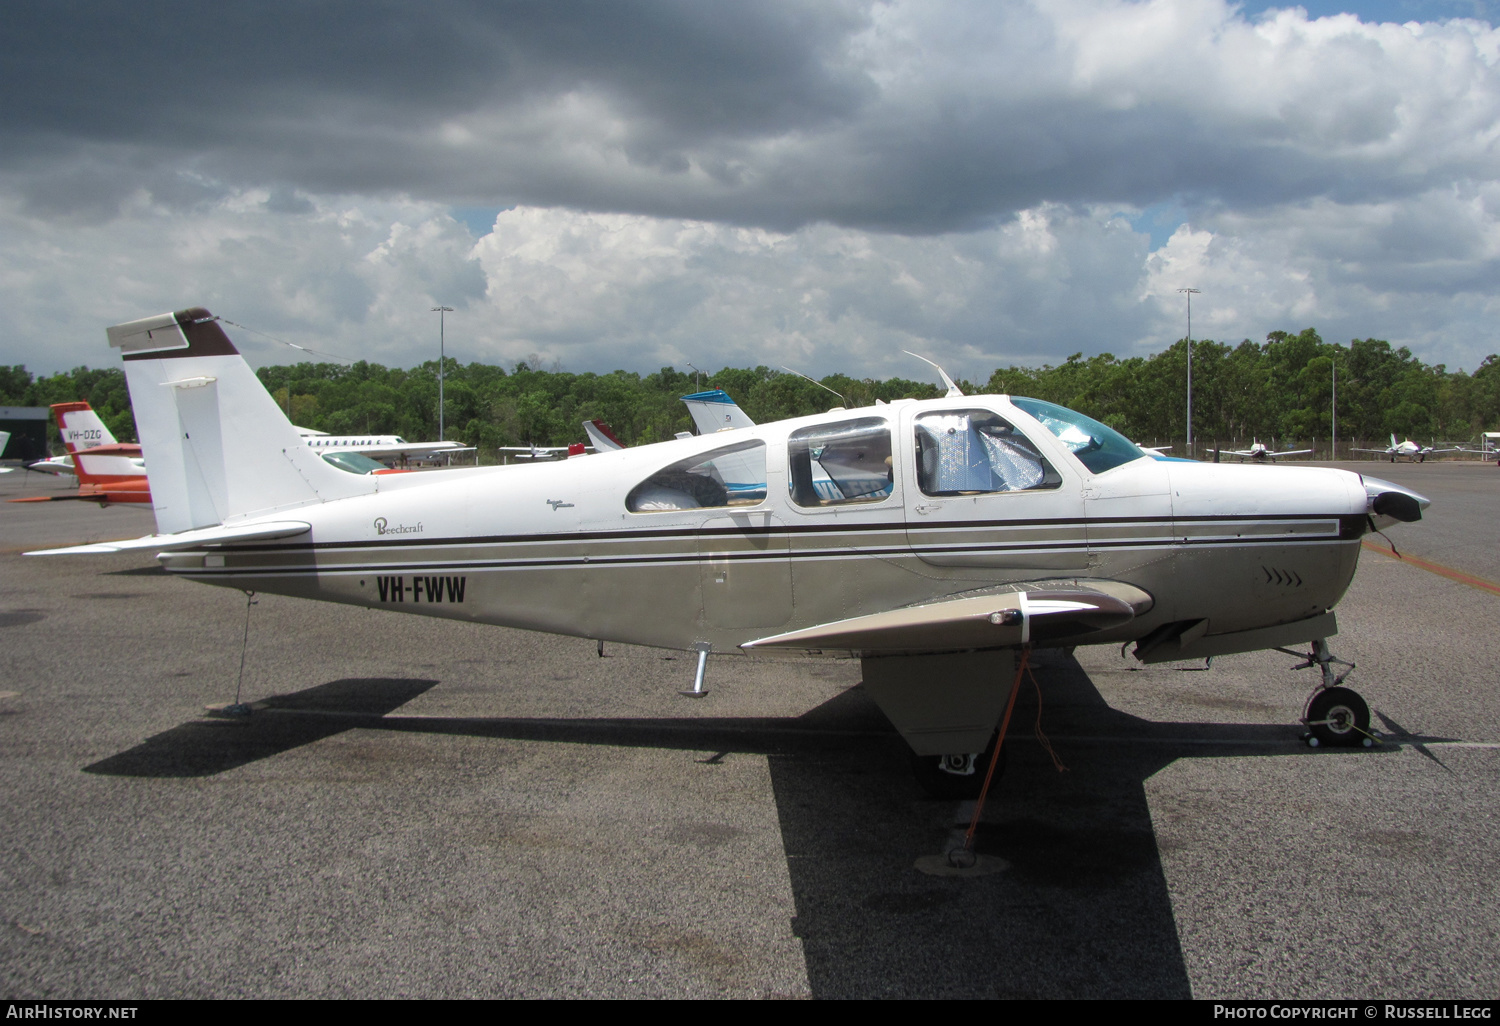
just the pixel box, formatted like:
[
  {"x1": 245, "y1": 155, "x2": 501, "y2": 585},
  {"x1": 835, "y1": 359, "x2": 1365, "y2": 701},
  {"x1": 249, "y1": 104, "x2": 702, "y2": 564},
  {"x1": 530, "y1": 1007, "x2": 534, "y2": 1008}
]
[
  {"x1": 25, "y1": 520, "x2": 311, "y2": 555},
  {"x1": 743, "y1": 580, "x2": 1152, "y2": 655}
]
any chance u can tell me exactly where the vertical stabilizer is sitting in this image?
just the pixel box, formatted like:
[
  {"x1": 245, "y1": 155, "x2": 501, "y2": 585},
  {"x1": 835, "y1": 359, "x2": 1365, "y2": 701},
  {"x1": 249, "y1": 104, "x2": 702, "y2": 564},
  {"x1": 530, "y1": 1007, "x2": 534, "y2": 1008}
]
[
  {"x1": 108, "y1": 308, "x2": 375, "y2": 535},
  {"x1": 51, "y1": 402, "x2": 118, "y2": 453},
  {"x1": 680, "y1": 389, "x2": 757, "y2": 434},
  {"x1": 583, "y1": 419, "x2": 624, "y2": 451}
]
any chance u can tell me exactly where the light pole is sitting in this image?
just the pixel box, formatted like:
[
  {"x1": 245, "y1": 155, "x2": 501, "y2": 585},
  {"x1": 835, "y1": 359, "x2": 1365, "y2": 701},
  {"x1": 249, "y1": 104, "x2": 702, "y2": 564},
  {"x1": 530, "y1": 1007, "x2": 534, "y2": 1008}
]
[
  {"x1": 1178, "y1": 288, "x2": 1200, "y2": 457},
  {"x1": 432, "y1": 306, "x2": 453, "y2": 440},
  {"x1": 1331, "y1": 355, "x2": 1338, "y2": 461}
]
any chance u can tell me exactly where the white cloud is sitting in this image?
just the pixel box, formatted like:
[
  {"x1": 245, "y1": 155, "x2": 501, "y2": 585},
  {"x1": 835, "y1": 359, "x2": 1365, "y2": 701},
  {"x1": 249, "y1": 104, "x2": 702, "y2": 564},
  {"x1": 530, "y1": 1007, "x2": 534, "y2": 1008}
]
[{"x1": 4, "y1": 2, "x2": 1500, "y2": 382}]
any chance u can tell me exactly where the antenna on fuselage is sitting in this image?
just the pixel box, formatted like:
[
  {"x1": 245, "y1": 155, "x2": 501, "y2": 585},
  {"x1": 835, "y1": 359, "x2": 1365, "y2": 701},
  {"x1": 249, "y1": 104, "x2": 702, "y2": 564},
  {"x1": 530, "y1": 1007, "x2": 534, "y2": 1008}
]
[
  {"x1": 903, "y1": 351, "x2": 964, "y2": 397},
  {"x1": 779, "y1": 366, "x2": 846, "y2": 409}
]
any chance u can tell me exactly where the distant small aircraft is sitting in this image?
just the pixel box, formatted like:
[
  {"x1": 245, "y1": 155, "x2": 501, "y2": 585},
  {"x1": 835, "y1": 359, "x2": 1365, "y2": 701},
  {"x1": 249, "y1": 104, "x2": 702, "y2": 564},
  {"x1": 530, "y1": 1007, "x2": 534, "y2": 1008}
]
[
  {"x1": 34, "y1": 307, "x2": 1435, "y2": 801},
  {"x1": 1214, "y1": 441, "x2": 1313, "y2": 463},
  {"x1": 0, "y1": 431, "x2": 11, "y2": 472},
  {"x1": 1353, "y1": 435, "x2": 1459, "y2": 463},
  {"x1": 499, "y1": 421, "x2": 627, "y2": 462},
  {"x1": 25, "y1": 402, "x2": 139, "y2": 477},
  {"x1": 11, "y1": 402, "x2": 150, "y2": 505},
  {"x1": 295, "y1": 428, "x2": 473, "y2": 465}
]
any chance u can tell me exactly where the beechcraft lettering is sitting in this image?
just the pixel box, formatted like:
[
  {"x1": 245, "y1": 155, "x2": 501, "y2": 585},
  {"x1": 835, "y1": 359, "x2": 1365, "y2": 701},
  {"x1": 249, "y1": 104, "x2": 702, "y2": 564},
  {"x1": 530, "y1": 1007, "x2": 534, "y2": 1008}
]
[
  {"x1": 373, "y1": 517, "x2": 423, "y2": 535},
  {"x1": 34, "y1": 307, "x2": 1432, "y2": 804},
  {"x1": 376, "y1": 575, "x2": 467, "y2": 603}
]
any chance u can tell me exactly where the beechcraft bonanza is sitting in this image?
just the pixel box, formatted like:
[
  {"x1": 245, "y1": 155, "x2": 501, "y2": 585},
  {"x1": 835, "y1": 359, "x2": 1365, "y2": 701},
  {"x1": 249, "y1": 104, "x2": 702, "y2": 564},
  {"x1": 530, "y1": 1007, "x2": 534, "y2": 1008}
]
[
  {"x1": 1213, "y1": 441, "x2": 1313, "y2": 463},
  {"x1": 32, "y1": 308, "x2": 1432, "y2": 797},
  {"x1": 1354, "y1": 435, "x2": 1459, "y2": 463}
]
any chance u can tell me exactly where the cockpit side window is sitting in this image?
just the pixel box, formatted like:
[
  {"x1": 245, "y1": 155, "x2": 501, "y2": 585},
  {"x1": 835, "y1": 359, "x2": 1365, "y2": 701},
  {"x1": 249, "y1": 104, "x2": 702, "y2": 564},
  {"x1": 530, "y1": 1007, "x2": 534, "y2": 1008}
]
[
  {"x1": 915, "y1": 410, "x2": 1061, "y2": 496},
  {"x1": 626, "y1": 440, "x2": 767, "y2": 513},
  {"x1": 788, "y1": 418, "x2": 894, "y2": 507}
]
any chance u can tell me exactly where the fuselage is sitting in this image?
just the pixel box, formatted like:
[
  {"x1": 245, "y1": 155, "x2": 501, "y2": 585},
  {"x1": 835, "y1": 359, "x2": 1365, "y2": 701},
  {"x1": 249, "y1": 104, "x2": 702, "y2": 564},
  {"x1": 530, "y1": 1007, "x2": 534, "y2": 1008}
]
[{"x1": 158, "y1": 395, "x2": 1376, "y2": 656}]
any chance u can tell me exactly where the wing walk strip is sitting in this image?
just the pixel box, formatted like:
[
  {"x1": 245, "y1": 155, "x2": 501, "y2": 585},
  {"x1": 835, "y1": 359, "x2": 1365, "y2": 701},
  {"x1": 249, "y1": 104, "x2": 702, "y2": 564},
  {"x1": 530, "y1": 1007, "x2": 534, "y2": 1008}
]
[{"x1": 1360, "y1": 540, "x2": 1500, "y2": 598}]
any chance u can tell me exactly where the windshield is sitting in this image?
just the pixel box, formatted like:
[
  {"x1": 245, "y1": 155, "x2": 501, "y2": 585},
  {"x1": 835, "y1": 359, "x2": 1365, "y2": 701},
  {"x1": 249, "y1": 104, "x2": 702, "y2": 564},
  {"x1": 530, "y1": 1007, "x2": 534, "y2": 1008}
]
[
  {"x1": 322, "y1": 451, "x2": 390, "y2": 475},
  {"x1": 1009, "y1": 397, "x2": 1146, "y2": 475}
]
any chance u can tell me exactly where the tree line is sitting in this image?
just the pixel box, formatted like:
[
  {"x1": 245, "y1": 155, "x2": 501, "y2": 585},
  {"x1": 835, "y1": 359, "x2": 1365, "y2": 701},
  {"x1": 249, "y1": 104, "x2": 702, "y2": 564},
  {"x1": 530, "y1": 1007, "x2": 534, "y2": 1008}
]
[{"x1": 4, "y1": 328, "x2": 1498, "y2": 458}]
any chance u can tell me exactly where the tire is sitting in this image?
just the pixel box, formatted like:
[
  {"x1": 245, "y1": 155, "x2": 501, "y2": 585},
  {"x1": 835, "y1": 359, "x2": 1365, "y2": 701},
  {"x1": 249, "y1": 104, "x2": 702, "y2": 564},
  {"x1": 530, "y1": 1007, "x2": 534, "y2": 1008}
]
[
  {"x1": 911, "y1": 732, "x2": 1007, "y2": 799},
  {"x1": 1306, "y1": 687, "x2": 1370, "y2": 748}
]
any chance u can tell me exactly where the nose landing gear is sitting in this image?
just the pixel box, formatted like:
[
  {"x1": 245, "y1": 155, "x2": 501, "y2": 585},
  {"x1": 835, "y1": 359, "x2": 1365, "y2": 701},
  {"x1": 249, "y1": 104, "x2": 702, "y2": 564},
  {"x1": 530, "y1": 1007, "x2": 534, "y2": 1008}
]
[{"x1": 1277, "y1": 638, "x2": 1378, "y2": 748}]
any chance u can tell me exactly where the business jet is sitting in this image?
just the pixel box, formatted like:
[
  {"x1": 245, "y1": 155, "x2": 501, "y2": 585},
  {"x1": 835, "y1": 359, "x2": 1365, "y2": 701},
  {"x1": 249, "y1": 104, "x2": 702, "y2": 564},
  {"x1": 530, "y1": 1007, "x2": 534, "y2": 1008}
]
[
  {"x1": 295, "y1": 428, "x2": 473, "y2": 465},
  {"x1": 1354, "y1": 435, "x2": 1459, "y2": 463},
  {"x1": 1214, "y1": 441, "x2": 1313, "y2": 463},
  {"x1": 33, "y1": 308, "x2": 1431, "y2": 799}
]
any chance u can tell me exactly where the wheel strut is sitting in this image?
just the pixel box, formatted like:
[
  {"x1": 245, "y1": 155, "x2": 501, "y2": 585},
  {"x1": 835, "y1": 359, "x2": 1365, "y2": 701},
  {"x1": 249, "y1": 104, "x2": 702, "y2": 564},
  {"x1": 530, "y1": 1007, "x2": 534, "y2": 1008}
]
[{"x1": 1274, "y1": 639, "x2": 1378, "y2": 748}]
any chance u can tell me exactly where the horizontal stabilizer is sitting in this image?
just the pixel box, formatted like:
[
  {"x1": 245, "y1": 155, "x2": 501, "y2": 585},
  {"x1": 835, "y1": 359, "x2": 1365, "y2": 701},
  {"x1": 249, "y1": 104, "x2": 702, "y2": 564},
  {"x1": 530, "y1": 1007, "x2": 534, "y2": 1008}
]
[
  {"x1": 26, "y1": 520, "x2": 311, "y2": 556},
  {"x1": 743, "y1": 580, "x2": 1152, "y2": 655}
]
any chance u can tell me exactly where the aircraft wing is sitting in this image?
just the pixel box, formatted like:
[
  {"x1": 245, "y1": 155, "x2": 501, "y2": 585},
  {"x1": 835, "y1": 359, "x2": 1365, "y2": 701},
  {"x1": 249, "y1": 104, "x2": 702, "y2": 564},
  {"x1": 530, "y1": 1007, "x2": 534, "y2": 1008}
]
[
  {"x1": 25, "y1": 520, "x2": 312, "y2": 556},
  {"x1": 25, "y1": 456, "x2": 76, "y2": 476},
  {"x1": 1267, "y1": 448, "x2": 1313, "y2": 457},
  {"x1": 1351, "y1": 447, "x2": 1392, "y2": 454},
  {"x1": 741, "y1": 580, "x2": 1152, "y2": 656}
]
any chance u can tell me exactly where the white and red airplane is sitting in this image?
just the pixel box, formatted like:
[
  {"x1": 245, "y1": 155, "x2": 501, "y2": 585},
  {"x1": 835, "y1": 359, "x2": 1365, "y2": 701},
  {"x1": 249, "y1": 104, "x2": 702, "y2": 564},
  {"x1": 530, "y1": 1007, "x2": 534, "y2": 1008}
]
[{"x1": 12, "y1": 402, "x2": 151, "y2": 505}]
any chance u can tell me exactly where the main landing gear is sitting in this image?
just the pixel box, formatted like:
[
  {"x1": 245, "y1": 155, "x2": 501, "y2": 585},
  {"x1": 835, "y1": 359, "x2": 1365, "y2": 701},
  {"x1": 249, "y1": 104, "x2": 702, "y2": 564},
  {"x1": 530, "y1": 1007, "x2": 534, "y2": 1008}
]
[{"x1": 1276, "y1": 638, "x2": 1377, "y2": 748}]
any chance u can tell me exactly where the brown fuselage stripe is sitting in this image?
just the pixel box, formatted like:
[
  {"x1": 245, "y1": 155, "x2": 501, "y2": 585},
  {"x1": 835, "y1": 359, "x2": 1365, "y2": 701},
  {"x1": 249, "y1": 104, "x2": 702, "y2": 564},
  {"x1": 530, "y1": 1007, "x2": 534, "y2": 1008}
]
[{"x1": 1361, "y1": 540, "x2": 1500, "y2": 597}]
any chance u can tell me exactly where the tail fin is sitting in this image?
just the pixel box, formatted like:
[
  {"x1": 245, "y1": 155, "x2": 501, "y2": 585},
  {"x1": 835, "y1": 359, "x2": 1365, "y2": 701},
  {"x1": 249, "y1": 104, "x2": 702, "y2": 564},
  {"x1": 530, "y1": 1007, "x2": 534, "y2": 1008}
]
[
  {"x1": 108, "y1": 307, "x2": 374, "y2": 534},
  {"x1": 680, "y1": 389, "x2": 757, "y2": 435},
  {"x1": 51, "y1": 402, "x2": 118, "y2": 454},
  {"x1": 1391, "y1": 433, "x2": 1399, "y2": 448},
  {"x1": 583, "y1": 419, "x2": 624, "y2": 451}
]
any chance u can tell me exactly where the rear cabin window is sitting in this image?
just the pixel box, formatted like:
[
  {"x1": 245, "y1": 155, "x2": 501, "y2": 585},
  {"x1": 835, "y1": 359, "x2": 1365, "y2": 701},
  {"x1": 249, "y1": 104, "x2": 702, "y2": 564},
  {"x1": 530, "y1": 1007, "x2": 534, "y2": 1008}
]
[
  {"x1": 626, "y1": 440, "x2": 767, "y2": 512},
  {"x1": 914, "y1": 410, "x2": 1061, "y2": 496},
  {"x1": 788, "y1": 418, "x2": 894, "y2": 507}
]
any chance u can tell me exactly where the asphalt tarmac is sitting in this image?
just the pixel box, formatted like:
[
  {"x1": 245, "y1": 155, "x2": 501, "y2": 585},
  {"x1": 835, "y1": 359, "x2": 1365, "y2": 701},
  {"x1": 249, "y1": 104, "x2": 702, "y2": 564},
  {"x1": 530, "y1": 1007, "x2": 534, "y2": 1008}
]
[{"x1": 1, "y1": 459, "x2": 1496, "y2": 999}]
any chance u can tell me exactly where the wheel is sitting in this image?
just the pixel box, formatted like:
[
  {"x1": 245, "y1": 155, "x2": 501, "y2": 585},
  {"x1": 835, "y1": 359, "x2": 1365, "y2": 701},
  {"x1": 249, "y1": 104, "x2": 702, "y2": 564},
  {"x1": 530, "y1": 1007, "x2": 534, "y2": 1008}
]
[
  {"x1": 1305, "y1": 687, "x2": 1371, "y2": 747},
  {"x1": 911, "y1": 732, "x2": 1007, "y2": 799}
]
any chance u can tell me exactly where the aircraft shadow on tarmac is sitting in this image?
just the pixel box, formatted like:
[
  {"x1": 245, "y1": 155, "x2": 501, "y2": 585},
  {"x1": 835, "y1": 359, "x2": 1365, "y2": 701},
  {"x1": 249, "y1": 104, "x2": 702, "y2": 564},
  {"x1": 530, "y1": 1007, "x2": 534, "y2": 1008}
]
[{"x1": 84, "y1": 656, "x2": 1395, "y2": 999}]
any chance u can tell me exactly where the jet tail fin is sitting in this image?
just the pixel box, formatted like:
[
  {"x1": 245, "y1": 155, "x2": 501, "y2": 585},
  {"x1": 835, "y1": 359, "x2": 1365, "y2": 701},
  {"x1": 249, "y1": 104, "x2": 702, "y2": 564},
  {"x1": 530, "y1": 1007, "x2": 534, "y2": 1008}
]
[
  {"x1": 108, "y1": 307, "x2": 374, "y2": 535},
  {"x1": 680, "y1": 389, "x2": 757, "y2": 434},
  {"x1": 583, "y1": 419, "x2": 624, "y2": 451}
]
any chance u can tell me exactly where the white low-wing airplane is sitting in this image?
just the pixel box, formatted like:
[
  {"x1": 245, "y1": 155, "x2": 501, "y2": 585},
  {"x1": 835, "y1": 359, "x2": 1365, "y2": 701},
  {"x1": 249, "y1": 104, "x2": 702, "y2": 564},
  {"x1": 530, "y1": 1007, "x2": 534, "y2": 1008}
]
[
  {"x1": 32, "y1": 308, "x2": 1432, "y2": 796},
  {"x1": 1213, "y1": 441, "x2": 1313, "y2": 463},
  {"x1": 1354, "y1": 434, "x2": 1460, "y2": 463}
]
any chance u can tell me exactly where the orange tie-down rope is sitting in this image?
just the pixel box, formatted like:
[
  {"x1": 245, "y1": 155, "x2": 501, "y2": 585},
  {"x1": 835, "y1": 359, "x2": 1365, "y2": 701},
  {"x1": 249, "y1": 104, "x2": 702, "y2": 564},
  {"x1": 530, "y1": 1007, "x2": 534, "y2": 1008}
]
[{"x1": 961, "y1": 646, "x2": 1068, "y2": 853}]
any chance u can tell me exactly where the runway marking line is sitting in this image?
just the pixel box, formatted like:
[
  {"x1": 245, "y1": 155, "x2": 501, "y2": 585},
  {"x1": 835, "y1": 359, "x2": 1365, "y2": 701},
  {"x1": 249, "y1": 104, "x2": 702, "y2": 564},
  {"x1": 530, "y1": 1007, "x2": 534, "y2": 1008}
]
[{"x1": 1361, "y1": 540, "x2": 1500, "y2": 597}]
